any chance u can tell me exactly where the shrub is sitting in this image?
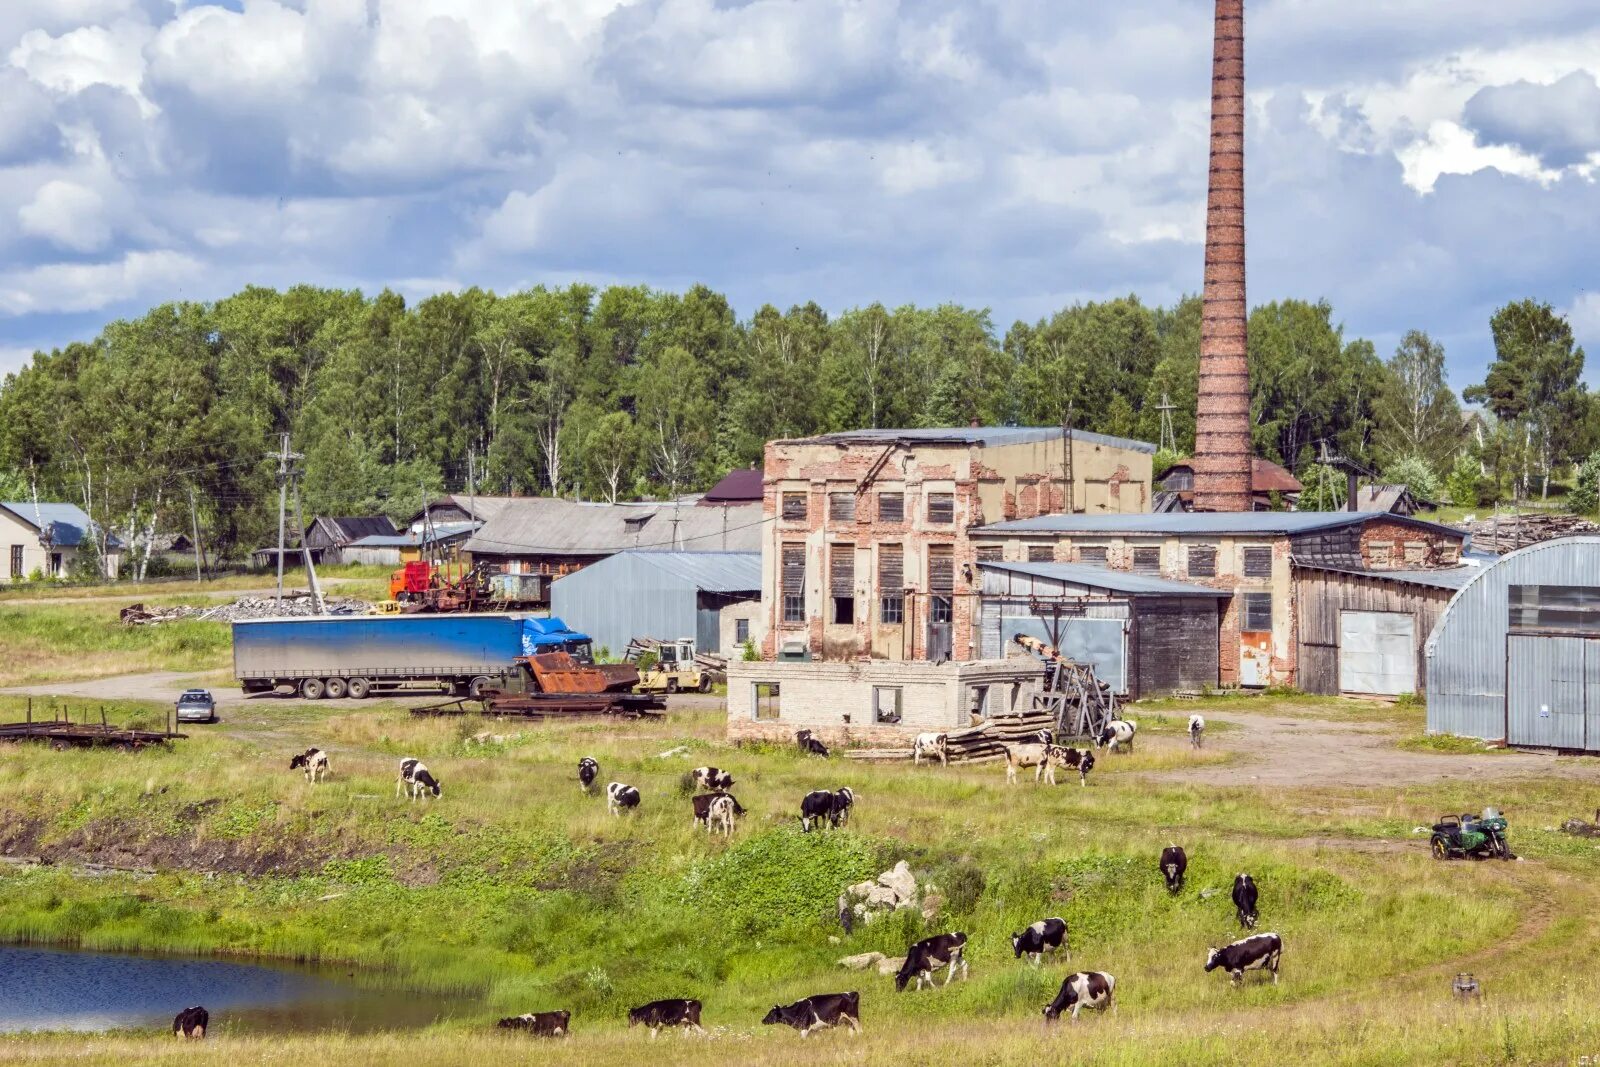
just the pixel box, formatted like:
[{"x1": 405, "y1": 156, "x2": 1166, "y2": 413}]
[
  {"x1": 1568, "y1": 451, "x2": 1600, "y2": 517},
  {"x1": 1383, "y1": 454, "x2": 1442, "y2": 503}
]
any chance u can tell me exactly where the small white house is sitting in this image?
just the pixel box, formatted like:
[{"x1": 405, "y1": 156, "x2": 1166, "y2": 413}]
[{"x1": 1, "y1": 502, "x2": 122, "y2": 580}]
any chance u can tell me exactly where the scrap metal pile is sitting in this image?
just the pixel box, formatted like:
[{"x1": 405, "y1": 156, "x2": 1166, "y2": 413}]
[{"x1": 119, "y1": 593, "x2": 370, "y2": 625}]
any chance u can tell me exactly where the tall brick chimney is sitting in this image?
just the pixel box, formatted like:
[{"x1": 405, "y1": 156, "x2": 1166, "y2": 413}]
[{"x1": 1191, "y1": 0, "x2": 1253, "y2": 512}]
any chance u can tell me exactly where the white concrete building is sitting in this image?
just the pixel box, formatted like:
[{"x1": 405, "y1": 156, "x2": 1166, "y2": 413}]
[{"x1": 1, "y1": 502, "x2": 121, "y2": 580}]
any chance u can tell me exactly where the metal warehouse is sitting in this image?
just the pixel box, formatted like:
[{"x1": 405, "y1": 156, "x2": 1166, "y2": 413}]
[
  {"x1": 1426, "y1": 537, "x2": 1600, "y2": 751},
  {"x1": 549, "y1": 550, "x2": 762, "y2": 660},
  {"x1": 976, "y1": 560, "x2": 1230, "y2": 698}
]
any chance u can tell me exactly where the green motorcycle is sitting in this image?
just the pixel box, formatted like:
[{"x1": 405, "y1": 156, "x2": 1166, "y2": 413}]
[{"x1": 1430, "y1": 808, "x2": 1513, "y2": 861}]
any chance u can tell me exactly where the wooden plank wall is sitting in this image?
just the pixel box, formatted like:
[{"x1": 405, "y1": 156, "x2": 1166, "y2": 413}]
[{"x1": 1292, "y1": 568, "x2": 1454, "y2": 695}]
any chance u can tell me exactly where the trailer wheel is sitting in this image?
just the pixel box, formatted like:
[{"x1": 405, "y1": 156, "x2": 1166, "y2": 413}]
[
  {"x1": 323, "y1": 677, "x2": 347, "y2": 700},
  {"x1": 346, "y1": 677, "x2": 371, "y2": 700},
  {"x1": 300, "y1": 677, "x2": 326, "y2": 700},
  {"x1": 468, "y1": 676, "x2": 492, "y2": 700},
  {"x1": 50, "y1": 739, "x2": 70, "y2": 751}
]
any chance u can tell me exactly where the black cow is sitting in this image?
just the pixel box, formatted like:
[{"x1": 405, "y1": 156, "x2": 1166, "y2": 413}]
[
  {"x1": 895, "y1": 932, "x2": 969, "y2": 991},
  {"x1": 1050, "y1": 745, "x2": 1096, "y2": 787},
  {"x1": 1160, "y1": 845, "x2": 1188, "y2": 893},
  {"x1": 692, "y1": 766, "x2": 734, "y2": 791},
  {"x1": 497, "y1": 1010, "x2": 571, "y2": 1036},
  {"x1": 578, "y1": 757, "x2": 599, "y2": 792},
  {"x1": 608, "y1": 781, "x2": 641, "y2": 816},
  {"x1": 1042, "y1": 972, "x2": 1115, "y2": 1022},
  {"x1": 1010, "y1": 916, "x2": 1068, "y2": 966},
  {"x1": 289, "y1": 747, "x2": 329, "y2": 783},
  {"x1": 172, "y1": 1005, "x2": 208, "y2": 1039},
  {"x1": 1205, "y1": 932, "x2": 1282, "y2": 985},
  {"x1": 761, "y1": 991, "x2": 861, "y2": 1037},
  {"x1": 800, "y1": 787, "x2": 854, "y2": 832},
  {"x1": 1232, "y1": 873, "x2": 1259, "y2": 928},
  {"x1": 627, "y1": 998, "x2": 706, "y2": 1037},
  {"x1": 691, "y1": 790, "x2": 747, "y2": 830},
  {"x1": 396, "y1": 757, "x2": 441, "y2": 800},
  {"x1": 796, "y1": 729, "x2": 830, "y2": 757}
]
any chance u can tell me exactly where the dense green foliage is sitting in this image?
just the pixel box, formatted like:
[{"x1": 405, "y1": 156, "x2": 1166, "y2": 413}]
[{"x1": 1, "y1": 285, "x2": 1592, "y2": 574}]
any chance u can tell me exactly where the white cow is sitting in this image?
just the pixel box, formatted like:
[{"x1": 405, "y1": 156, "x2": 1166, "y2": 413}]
[
  {"x1": 1188, "y1": 715, "x2": 1206, "y2": 749},
  {"x1": 912, "y1": 732, "x2": 949, "y2": 766}
]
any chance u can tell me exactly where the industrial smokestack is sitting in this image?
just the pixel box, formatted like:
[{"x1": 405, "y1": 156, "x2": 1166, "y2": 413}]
[{"x1": 1192, "y1": 0, "x2": 1253, "y2": 513}]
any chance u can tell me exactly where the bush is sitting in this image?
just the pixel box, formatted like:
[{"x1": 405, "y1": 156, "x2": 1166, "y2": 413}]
[
  {"x1": 1383, "y1": 454, "x2": 1442, "y2": 503},
  {"x1": 1568, "y1": 451, "x2": 1600, "y2": 517},
  {"x1": 1446, "y1": 454, "x2": 1485, "y2": 508}
]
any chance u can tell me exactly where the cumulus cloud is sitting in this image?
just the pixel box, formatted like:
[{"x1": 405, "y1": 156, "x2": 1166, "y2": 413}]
[
  {"x1": 1463, "y1": 70, "x2": 1600, "y2": 167},
  {"x1": 17, "y1": 179, "x2": 111, "y2": 251},
  {"x1": 0, "y1": 250, "x2": 201, "y2": 315}
]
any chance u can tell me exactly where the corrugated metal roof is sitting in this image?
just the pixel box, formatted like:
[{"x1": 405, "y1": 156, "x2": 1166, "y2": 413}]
[
  {"x1": 978, "y1": 510, "x2": 1464, "y2": 539},
  {"x1": 464, "y1": 498, "x2": 763, "y2": 557},
  {"x1": 609, "y1": 550, "x2": 760, "y2": 592},
  {"x1": 782, "y1": 426, "x2": 1157, "y2": 454},
  {"x1": 700, "y1": 468, "x2": 763, "y2": 504},
  {"x1": 0, "y1": 502, "x2": 119, "y2": 549},
  {"x1": 347, "y1": 522, "x2": 479, "y2": 548},
  {"x1": 977, "y1": 560, "x2": 1232, "y2": 597}
]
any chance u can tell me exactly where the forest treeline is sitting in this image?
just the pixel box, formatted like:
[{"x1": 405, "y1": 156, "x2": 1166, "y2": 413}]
[{"x1": 0, "y1": 283, "x2": 1593, "y2": 574}]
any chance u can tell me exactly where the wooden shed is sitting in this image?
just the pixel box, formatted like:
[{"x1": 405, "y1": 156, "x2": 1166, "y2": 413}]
[
  {"x1": 1291, "y1": 563, "x2": 1474, "y2": 697},
  {"x1": 976, "y1": 561, "x2": 1230, "y2": 698}
]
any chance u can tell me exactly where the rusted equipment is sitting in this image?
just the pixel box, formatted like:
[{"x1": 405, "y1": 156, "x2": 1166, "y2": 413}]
[
  {"x1": 0, "y1": 701, "x2": 186, "y2": 750},
  {"x1": 433, "y1": 651, "x2": 668, "y2": 718},
  {"x1": 1192, "y1": 0, "x2": 1253, "y2": 513}
]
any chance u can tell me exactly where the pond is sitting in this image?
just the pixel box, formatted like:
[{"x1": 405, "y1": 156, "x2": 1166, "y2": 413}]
[{"x1": 0, "y1": 945, "x2": 477, "y2": 1034}]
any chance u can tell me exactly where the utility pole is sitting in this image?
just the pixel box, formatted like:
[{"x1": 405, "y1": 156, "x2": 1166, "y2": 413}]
[
  {"x1": 268, "y1": 433, "x2": 324, "y2": 614},
  {"x1": 1060, "y1": 404, "x2": 1077, "y2": 514},
  {"x1": 188, "y1": 485, "x2": 204, "y2": 582},
  {"x1": 1156, "y1": 392, "x2": 1177, "y2": 454}
]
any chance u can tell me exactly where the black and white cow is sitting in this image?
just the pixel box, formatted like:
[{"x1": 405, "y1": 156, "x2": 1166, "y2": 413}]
[
  {"x1": 691, "y1": 790, "x2": 746, "y2": 832},
  {"x1": 1048, "y1": 745, "x2": 1095, "y2": 787},
  {"x1": 1010, "y1": 916, "x2": 1069, "y2": 966},
  {"x1": 1002, "y1": 742, "x2": 1052, "y2": 785},
  {"x1": 1205, "y1": 932, "x2": 1282, "y2": 985},
  {"x1": 761, "y1": 992, "x2": 861, "y2": 1037},
  {"x1": 1096, "y1": 719, "x2": 1137, "y2": 753},
  {"x1": 796, "y1": 729, "x2": 830, "y2": 757},
  {"x1": 1160, "y1": 845, "x2": 1187, "y2": 893},
  {"x1": 800, "y1": 787, "x2": 854, "y2": 832},
  {"x1": 497, "y1": 1010, "x2": 571, "y2": 1036},
  {"x1": 396, "y1": 757, "x2": 441, "y2": 800},
  {"x1": 912, "y1": 732, "x2": 948, "y2": 766},
  {"x1": 692, "y1": 766, "x2": 734, "y2": 791},
  {"x1": 1188, "y1": 714, "x2": 1206, "y2": 749},
  {"x1": 289, "y1": 747, "x2": 329, "y2": 783},
  {"x1": 1042, "y1": 972, "x2": 1115, "y2": 1022},
  {"x1": 627, "y1": 998, "x2": 705, "y2": 1038},
  {"x1": 895, "y1": 932, "x2": 969, "y2": 991},
  {"x1": 172, "y1": 1005, "x2": 208, "y2": 1039},
  {"x1": 578, "y1": 757, "x2": 599, "y2": 792},
  {"x1": 1036, "y1": 729, "x2": 1055, "y2": 746},
  {"x1": 1232, "y1": 873, "x2": 1259, "y2": 929},
  {"x1": 607, "y1": 781, "x2": 641, "y2": 816}
]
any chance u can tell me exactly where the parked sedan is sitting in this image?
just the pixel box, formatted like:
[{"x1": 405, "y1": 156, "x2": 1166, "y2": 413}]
[{"x1": 175, "y1": 689, "x2": 218, "y2": 724}]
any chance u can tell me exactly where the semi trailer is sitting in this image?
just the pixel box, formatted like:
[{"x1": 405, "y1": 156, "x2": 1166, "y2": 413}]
[{"x1": 233, "y1": 613, "x2": 594, "y2": 700}]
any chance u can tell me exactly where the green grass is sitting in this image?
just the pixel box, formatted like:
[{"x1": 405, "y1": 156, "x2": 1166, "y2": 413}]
[
  {"x1": 0, "y1": 602, "x2": 232, "y2": 686},
  {"x1": 0, "y1": 564, "x2": 392, "y2": 602},
  {"x1": 1396, "y1": 733, "x2": 1512, "y2": 755},
  {"x1": 0, "y1": 699, "x2": 1596, "y2": 1064}
]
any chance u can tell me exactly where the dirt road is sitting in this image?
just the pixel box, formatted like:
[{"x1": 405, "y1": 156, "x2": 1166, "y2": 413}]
[{"x1": 0, "y1": 670, "x2": 440, "y2": 711}]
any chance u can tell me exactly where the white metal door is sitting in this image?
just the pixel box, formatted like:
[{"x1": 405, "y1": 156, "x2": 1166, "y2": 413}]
[{"x1": 1339, "y1": 610, "x2": 1415, "y2": 695}]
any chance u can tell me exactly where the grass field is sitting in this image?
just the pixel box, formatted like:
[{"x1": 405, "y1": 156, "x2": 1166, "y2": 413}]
[
  {"x1": 1, "y1": 691, "x2": 1598, "y2": 1065},
  {"x1": 0, "y1": 565, "x2": 393, "y2": 603}
]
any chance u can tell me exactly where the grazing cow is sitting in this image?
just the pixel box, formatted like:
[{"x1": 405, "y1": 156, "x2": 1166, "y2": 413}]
[
  {"x1": 1042, "y1": 972, "x2": 1115, "y2": 1022},
  {"x1": 707, "y1": 794, "x2": 738, "y2": 836},
  {"x1": 627, "y1": 998, "x2": 705, "y2": 1038},
  {"x1": 497, "y1": 1010, "x2": 571, "y2": 1036},
  {"x1": 578, "y1": 757, "x2": 599, "y2": 792},
  {"x1": 1205, "y1": 932, "x2": 1282, "y2": 985},
  {"x1": 1048, "y1": 745, "x2": 1095, "y2": 787},
  {"x1": 289, "y1": 747, "x2": 329, "y2": 783},
  {"x1": 763, "y1": 991, "x2": 861, "y2": 1037},
  {"x1": 172, "y1": 1005, "x2": 208, "y2": 1039},
  {"x1": 1232, "y1": 873, "x2": 1259, "y2": 929},
  {"x1": 1010, "y1": 917, "x2": 1069, "y2": 966},
  {"x1": 895, "y1": 932, "x2": 969, "y2": 991},
  {"x1": 608, "y1": 781, "x2": 641, "y2": 816},
  {"x1": 800, "y1": 787, "x2": 854, "y2": 832},
  {"x1": 1002, "y1": 742, "x2": 1052, "y2": 785},
  {"x1": 912, "y1": 732, "x2": 949, "y2": 766},
  {"x1": 691, "y1": 790, "x2": 746, "y2": 832},
  {"x1": 396, "y1": 757, "x2": 441, "y2": 800},
  {"x1": 1036, "y1": 729, "x2": 1055, "y2": 746},
  {"x1": 1096, "y1": 719, "x2": 1137, "y2": 753},
  {"x1": 692, "y1": 766, "x2": 734, "y2": 791},
  {"x1": 1188, "y1": 714, "x2": 1206, "y2": 749},
  {"x1": 1160, "y1": 845, "x2": 1188, "y2": 893},
  {"x1": 796, "y1": 729, "x2": 830, "y2": 757}
]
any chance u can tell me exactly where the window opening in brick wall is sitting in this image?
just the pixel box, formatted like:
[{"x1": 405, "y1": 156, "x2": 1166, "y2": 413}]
[
  {"x1": 781, "y1": 492, "x2": 807, "y2": 522},
  {"x1": 873, "y1": 686, "x2": 902, "y2": 724},
  {"x1": 753, "y1": 682, "x2": 781, "y2": 720}
]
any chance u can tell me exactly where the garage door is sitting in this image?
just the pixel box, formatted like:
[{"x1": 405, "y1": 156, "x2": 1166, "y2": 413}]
[
  {"x1": 1506, "y1": 634, "x2": 1590, "y2": 750},
  {"x1": 1339, "y1": 611, "x2": 1415, "y2": 695}
]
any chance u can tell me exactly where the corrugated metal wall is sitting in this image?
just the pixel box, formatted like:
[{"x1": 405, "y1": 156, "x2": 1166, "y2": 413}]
[
  {"x1": 552, "y1": 555, "x2": 718, "y2": 658},
  {"x1": 1426, "y1": 537, "x2": 1600, "y2": 744},
  {"x1": 1292, "y1": 569, "x2": 1452, "y2": 696}
]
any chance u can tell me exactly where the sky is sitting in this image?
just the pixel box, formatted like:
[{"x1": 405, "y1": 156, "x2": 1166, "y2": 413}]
[{"x1": 0, "y1": 0, "x2": 1597, "y2": 392}]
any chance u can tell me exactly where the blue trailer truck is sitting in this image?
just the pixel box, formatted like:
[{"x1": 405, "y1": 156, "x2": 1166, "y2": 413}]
[{"x1": 233, "y1": 614, "x2": 595, "y2": 700}]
